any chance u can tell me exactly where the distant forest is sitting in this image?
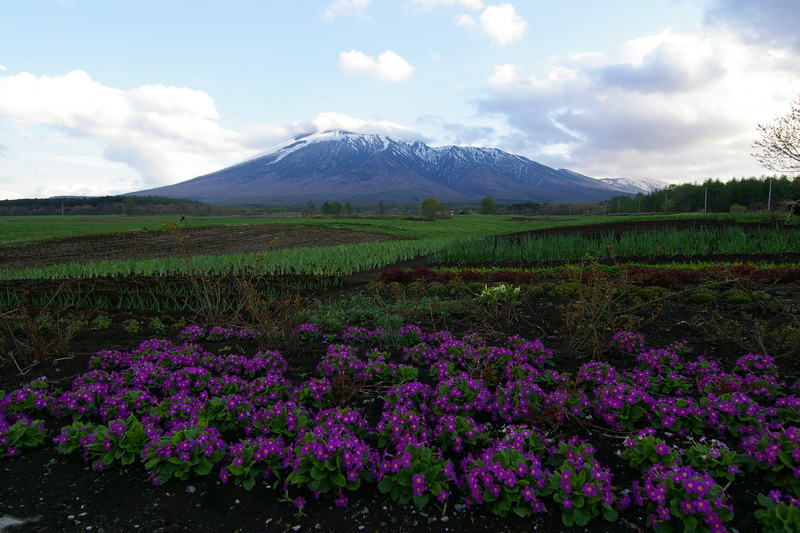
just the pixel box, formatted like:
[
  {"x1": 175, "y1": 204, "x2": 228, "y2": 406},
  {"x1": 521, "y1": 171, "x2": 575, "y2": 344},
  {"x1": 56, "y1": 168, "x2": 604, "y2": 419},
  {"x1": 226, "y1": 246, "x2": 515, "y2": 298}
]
[
  {"x1": 500, "y1": 176, "x2": 800, "y2": 216},
  {"x1": 0, "y1": 196, "x2": 237, "y2": 216},
  {"x1": 608, "y1": 176, "x2": 800, "y2": 214}
]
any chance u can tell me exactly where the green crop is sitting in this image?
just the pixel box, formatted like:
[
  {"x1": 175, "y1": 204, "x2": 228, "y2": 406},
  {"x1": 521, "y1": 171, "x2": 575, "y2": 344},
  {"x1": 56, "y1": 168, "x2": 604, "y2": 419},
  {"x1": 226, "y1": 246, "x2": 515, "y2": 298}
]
[
  {"x1": 1, "y1": 212, "x2": 779, "y2": 247},
  {"x1": 431, "y1": 227, "x2": 800, "y2": 265}
]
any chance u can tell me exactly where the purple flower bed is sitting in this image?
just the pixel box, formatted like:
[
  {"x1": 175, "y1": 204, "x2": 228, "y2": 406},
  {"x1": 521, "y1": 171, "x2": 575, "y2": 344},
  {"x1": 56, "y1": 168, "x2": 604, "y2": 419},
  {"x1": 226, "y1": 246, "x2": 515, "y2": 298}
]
[{"x1": 2, "y1": 324, "x2": 800, "y2": 531}]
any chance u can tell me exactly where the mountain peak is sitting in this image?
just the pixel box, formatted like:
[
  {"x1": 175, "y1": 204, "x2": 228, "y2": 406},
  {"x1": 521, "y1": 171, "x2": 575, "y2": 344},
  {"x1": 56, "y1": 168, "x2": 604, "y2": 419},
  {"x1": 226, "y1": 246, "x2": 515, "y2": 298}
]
[{"x1": 131, "y1": 133, "x2": 630, "y2": 206}]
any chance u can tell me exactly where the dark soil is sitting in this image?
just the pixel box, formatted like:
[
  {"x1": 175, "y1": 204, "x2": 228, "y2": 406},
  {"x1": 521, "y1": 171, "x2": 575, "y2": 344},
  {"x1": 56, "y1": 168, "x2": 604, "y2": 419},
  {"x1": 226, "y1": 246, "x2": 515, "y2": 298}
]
[{"x1": 0, "y1": 225, "x2": 397, "y2": 271}]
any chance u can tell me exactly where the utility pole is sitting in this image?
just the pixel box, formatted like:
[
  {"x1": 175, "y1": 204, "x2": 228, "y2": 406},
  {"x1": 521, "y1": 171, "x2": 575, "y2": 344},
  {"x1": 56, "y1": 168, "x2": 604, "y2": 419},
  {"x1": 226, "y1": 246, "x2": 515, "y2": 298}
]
[
  {"x1": 638, "y1": 195, "x2": 642, "y2": 213},
  {"x1": 704, "y1": 187, "x2": 708, "y2": 214},
  {"x1": 664, "y1": 191, "x2": 668, "y2": 213},
  {"x1": 767, "y1": 178, "x2": 773, "y2": 211}
]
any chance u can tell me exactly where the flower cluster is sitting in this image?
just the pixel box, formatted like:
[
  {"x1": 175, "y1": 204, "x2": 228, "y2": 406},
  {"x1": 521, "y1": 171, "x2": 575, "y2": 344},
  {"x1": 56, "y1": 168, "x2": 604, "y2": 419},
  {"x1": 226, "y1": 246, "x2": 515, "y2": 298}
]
[
  {"x1": 377, "y1": 444, "x2": 455, "y2": 509},
  {"x1": 624, "y1": 464, "x2": 733, "y2": 532},
  {"x1": 462, "y1": 438, "x2": 550, "y2": 517},
  {"x1": 543, "y1": 438, "x2": 617, "y2": 526},
  {"x1": 0, "y1": 415, "x2": 45, "y2": 457},
  {"x1": 3, "y1": 324, "x2": 800, "y2": 531},
  {"x1": 754, "y1": 490, "x2": 800, "y2": 533}
]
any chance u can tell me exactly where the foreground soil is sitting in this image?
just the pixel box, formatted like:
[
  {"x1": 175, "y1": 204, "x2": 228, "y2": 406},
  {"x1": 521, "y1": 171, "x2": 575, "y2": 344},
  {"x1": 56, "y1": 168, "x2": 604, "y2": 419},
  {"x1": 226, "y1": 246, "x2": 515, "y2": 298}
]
[
  {"x1": 2, "y1": 271, "x2": 798, "y2": 532},
  {"x1": 0, "y1": 225, "x2": 397, "y2": 270}
]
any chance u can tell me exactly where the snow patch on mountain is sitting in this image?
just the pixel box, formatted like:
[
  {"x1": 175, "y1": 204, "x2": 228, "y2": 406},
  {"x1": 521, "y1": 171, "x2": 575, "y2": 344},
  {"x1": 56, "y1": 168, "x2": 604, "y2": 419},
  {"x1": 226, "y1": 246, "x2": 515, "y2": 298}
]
[
  {"x1": 600, "y1": 177, "x2": 667, "y2": 194},
  {"x1": 132, "y1": 130, "x2": 633, "y2": 205}
]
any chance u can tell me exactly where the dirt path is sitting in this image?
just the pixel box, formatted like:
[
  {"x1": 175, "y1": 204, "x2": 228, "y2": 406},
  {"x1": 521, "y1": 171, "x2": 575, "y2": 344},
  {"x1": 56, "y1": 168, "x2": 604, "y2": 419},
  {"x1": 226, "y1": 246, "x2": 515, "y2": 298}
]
[{"x1": 0, "y1": 225, "x2": 397, "y2": 270}]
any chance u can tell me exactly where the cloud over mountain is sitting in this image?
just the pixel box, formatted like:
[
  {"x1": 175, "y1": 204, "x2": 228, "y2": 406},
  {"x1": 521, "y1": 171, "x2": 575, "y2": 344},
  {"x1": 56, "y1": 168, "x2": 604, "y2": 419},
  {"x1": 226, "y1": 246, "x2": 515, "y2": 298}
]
[{"x1": 0, "y1": 69, "x2": 425, "y2": 192}]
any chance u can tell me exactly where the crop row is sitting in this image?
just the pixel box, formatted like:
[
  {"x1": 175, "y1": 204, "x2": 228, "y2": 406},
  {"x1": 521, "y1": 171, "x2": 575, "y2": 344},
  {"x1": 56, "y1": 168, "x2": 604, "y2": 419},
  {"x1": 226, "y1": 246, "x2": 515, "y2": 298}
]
[
  {"x1": 0, "y1": 239, "x2": 453, "y2": 281},
  {"x1": 2, "y1": 324, "x2": 799, "y2": 531},
  {"x1": 431, "y1": 227, "x2": 800, "y2": 265},
  {"x1": 0, "y1": 274, "x2": 338, "y2": 312},
  {"x1": 2, "y1": 226, "x2": 797, "y2": 281}
]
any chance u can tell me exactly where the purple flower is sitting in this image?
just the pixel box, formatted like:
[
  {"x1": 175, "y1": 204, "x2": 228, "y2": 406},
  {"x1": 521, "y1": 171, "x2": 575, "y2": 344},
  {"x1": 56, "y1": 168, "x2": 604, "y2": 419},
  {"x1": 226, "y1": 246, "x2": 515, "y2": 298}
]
[
  {"x1": 411, "y1": 474, "x2": 427, "y2": 497},
  {"x1": 654, "y1": 443, "x2": 670, "y2": 456},
  {"x1": 334, "y1": 491, "x2": 349, "y2": 508}
]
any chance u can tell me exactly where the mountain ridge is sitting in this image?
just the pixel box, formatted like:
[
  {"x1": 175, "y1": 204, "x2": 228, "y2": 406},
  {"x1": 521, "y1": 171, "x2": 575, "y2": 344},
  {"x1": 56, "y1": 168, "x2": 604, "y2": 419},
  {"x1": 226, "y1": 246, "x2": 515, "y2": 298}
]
[{"x1": 131, "y1": 131, "x2": 632, "y2": 206}]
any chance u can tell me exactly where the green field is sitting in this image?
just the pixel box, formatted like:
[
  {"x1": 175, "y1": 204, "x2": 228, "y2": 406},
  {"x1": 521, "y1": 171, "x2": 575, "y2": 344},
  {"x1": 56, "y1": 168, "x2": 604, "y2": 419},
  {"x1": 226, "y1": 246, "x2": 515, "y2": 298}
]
[
  {"x1": 0, "y1": 211, "x2": 775, "y2": 247},
  {"x1": 0, "y1": 213, "x2": 792, "y2": 281}
]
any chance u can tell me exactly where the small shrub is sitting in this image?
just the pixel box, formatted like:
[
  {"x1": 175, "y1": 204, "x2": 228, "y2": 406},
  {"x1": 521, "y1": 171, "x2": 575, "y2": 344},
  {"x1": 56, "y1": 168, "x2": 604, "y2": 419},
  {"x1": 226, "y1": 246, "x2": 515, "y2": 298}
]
[
  {"x1": 91, "y1": 314, "x2": 113, "y2": 329},
  {"x1": 148, "y1": 317, "x2": 167, "y2": 335},
  {"x1": 476, "y1": 283, "x2": 520, "y2": 304},
  {"x1": 629, "y1": 285, "x2": 669, "y2": 304},
  {"x1": 0, "y1": 416, "x2": 46, "y2": 456},
  {"x1": 543, "y1": 439, "x2": 618, "y2": 526},
  {"x1": 689, "y1": 289, "x2": 717, "y2": 304},
  {"x1": 426, "y1": 281, "x2": 449, "y2": 296},
  {"x1": 722, "y1": 289, "x2": 751, "y2": 305},
  {"x1": 143, "y1": 426, "x2": 227, "y2": 485},
  {"x1": 625, "y1": 464, "x2": 733, "y2": 532},
  {"x1": 122, "y1": 319, "x2": 142, "y2": 334},
  {"x1": 220, "y1": 437, "x2": 288, "y2": 490},
  {"x1": 621, "y1": 435, "x2": 679, "y2": 471},
  {"x1": 377, "y1": 444, "x2": 455, "y2": 509},
  {"x1": 755, "y1": 491, "x2": 800, "y2": 533}
]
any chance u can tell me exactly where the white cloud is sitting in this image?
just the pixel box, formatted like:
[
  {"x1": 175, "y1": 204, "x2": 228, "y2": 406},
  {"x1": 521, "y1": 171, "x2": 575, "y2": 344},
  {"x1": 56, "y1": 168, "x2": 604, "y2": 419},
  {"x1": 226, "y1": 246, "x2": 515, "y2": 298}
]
[
  {"x1": 413, "y1": 1, "x2": 527, "y2": 46},
  {"x1": 478, "y1": 29, "x2": 800, "y2": 181},
  {"x1": 0, "y1": 69, "x2": 269, "y2": 187},
  {"x1": 456, "y1": 4, "x2": 528, "y2": 46},
  {"x1": 488, "y1": 64, "x2": 519, "y2": 87},
  {"x1": 306, "y1": 111, "x2": 424, "y2": 140},
  {"x1": 324, "y1": 0, "x2": 372, "y2": 21},
  {"x1": 0, "y1": 68, "x2": 428, "y2": 198},
  {"x1": 0, "y1": 65, "x2": 6, "y2": 72},
  {"x1": 339, "y1": 49, "x2": 414, "y2": 82},
  {"x1": 410, "y1": 0, "x2": 484, "y2": 11},
  {"x1": 478, "y1": 4, "x2": 527, "y2": 46},
  {"x1": 455, "y1": 13, "x2": 477, "y2": 29}
]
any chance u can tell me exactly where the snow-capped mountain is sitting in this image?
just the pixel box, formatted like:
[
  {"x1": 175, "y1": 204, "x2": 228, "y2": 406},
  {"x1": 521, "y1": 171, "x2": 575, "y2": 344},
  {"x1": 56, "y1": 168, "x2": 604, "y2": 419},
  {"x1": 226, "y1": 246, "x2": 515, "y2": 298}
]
[
  {"x1": 132, "y1": 131, "x2": 631, "y2": 205},
  {"x1": 599, "y1": 177, "x2": 667, "y2": 194}
]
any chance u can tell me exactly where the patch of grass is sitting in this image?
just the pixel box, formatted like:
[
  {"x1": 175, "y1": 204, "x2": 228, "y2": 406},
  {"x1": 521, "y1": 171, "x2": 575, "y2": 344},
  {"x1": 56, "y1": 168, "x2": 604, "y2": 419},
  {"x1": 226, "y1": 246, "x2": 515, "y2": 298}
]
[{"x1": 310, "y1": 292, "x2": 459, "y2": 333}]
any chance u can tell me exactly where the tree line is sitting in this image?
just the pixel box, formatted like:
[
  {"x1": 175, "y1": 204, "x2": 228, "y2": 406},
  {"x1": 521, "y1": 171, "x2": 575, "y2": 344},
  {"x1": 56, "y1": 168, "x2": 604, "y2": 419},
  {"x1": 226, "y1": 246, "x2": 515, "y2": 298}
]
[
  {"x1": 608, "y1": 176, "x2": 800, "y2": 214},
  {"x1": 480, "y1": 176, "x2": 800, "y2": 216},
  {"x1": 0, "y1": 196, "x2": 236, "y2": 216}
]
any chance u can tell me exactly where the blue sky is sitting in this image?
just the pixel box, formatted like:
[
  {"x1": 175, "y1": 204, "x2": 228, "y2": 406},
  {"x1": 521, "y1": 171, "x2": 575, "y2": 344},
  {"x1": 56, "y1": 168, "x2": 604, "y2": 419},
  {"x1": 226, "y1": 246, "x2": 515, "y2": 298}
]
[{"x1": 1, "y1": 0, "x2": 798, "y2": 199}]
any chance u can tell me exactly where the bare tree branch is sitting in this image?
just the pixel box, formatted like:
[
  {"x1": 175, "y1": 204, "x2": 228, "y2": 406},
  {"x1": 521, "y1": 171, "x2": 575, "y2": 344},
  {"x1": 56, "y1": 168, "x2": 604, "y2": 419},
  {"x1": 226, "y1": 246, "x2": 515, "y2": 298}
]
[{"x1": 752, "y1": 95, "x2": 800, "y2": 173}]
